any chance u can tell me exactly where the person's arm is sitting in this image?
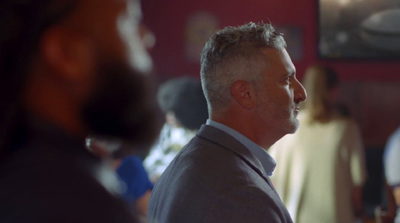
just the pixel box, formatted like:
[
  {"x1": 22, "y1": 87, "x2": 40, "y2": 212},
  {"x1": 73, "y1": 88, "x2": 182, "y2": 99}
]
[
  {"x1": 352, "y1": 186, "x2": 364, "y2": 219},
  {"x1": 393, "y1": 186, "x2": 400, "y2": 207},
  {"x1": 135, "y1": 190, "x2": 152, "y2": 217},
  {"x1": 346, "y1": 121, "x2": 367, "y2": 219}
]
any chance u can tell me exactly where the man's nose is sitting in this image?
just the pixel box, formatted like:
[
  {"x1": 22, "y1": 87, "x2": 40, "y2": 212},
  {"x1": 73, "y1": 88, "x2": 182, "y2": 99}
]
[{"x1": 295, "y1": 79, "x2": 307, "y2": 102}]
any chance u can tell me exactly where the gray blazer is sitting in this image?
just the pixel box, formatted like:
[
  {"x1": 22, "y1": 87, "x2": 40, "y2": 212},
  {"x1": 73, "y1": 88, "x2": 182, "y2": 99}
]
[{"x1": 148, "y1": 125, "x2": 293, "y2": 223}]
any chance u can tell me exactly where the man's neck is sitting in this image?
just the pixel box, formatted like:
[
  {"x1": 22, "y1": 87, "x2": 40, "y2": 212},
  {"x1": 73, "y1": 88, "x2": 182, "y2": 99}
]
[{"x1": 210, "y1": 113, "x2": 277, "y2": 150}]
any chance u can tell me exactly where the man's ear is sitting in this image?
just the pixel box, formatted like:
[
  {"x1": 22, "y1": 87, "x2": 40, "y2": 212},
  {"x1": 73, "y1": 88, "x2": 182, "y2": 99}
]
[
  {"x1": 231, "y1": 80, "x2": 256, "y2": 109},
  {"x1": 39, "y1": 26, "x2": 94, "y2": 82}
]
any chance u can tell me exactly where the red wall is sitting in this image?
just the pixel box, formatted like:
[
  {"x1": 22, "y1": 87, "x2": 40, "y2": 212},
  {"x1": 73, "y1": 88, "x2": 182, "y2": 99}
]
[
  {"x1": 142, "y1": 0, "x2": 400, "y2": 82},
  {"x1": 142, "y1": 0, "x2": 400, "y2": 147}
]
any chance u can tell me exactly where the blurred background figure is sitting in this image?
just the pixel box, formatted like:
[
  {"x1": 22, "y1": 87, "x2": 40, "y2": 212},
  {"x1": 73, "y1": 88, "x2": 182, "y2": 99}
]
[
  {"x1": 87, "y1": 137, "x2": 153, "y2": 221},
  {"x1": 0, "y1": 0, "x2": 160, "y2": 222},
  {"x1": 116, "y1": 155, "x2": 153, "y2": 220},
  {"x1": 144, "y1": 76, "x2": 208, "y2": 182},
  {"x1": 270, "y1": 65, "x2": 368, "y2": 223},
  {"x1": 383, "y1": 126, "x2": 400, "y2": 223}
]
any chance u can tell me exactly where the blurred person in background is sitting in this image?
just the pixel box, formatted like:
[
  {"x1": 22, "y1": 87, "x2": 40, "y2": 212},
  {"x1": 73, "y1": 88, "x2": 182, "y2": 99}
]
[
  {"x1": 270, "y1": 65, "x2": 367, "y2": 223},
  {"x1": 0, "y1": 0, "x2": 159, "y2": 222},
  {"x1": 144, "y1": 76, "x2": 208, "y2": 182},
  {"x1": 383, "y1": 126, "x2": 400, "y2": 223},
  {"x1": 87, "y1": 137, "x2": 154, "y2": 221}
]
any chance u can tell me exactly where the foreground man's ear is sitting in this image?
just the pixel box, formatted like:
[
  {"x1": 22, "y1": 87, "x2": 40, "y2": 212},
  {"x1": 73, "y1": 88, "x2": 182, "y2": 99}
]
[{"x1": 231, "y1": 80, "x2": 257, "y2": 110}]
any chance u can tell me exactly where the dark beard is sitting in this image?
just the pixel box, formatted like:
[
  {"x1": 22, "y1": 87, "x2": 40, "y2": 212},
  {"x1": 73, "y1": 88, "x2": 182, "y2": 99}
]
[{"x1": 81, "y1": 58, "x2": 161, "y2": 156}]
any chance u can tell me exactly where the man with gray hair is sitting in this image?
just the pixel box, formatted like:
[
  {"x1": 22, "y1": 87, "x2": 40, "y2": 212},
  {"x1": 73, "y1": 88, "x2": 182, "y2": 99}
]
[{"x1": 148, "y1": 22, "x2": 307, "y2": 223}]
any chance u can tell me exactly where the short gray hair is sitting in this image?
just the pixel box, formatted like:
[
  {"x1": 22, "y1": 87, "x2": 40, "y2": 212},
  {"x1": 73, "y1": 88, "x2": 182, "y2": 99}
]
[{"x1": 200, "y1": 22, "x2": 286, "y2": 112}]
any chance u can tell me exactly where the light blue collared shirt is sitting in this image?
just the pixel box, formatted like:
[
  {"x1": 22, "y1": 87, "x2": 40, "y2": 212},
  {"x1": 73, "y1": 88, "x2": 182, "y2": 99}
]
[{"x1": 206, "y1": 119, "x2": 276, "y2": 176}]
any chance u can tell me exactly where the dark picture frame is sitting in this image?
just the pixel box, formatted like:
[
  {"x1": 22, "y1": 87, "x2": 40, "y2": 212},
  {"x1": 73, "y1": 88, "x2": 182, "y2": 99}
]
[{"x1": 318, "y1": 0, "x2": 400, "y2": 59}]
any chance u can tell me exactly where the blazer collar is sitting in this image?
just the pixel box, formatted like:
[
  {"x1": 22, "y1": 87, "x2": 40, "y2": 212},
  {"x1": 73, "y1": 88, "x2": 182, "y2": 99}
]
[{"x1": 196, "y1": 124, "x2": 271, "y2": 182}]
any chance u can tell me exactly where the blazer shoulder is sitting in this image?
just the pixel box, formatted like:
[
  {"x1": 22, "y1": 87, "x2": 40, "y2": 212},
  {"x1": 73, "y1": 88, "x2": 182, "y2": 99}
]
[{"x1": 203, "y1": 185, "x2": 293, "y2": 223}]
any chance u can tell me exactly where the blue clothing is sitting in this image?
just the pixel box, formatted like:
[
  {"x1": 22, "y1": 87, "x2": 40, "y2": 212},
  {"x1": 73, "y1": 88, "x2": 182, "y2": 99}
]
[
  {"x1": 206, "y1": 119, "x2": 276, "y2": 176},
  {"x1": 116, "y1": 156, "x2": 153, "y2": 207}
]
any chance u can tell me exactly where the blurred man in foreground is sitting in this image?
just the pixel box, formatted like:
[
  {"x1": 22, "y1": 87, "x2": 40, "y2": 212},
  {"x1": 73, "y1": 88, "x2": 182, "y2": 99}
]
[
  {"x1": 148, "y1": 22, "x2": 307, "y2": 223},
  {"x1": 0, "y1": 0, "x2": 159, "y2": 222}
]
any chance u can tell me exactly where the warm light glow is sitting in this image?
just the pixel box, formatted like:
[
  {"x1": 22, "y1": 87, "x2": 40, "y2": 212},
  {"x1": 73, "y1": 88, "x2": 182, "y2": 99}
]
[{"x1": 338, "y1": 0, "x2": 351, "y2": 6}]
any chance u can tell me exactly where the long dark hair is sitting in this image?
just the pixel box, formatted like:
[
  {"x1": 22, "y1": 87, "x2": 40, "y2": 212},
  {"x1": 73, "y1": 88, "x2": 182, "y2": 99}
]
[{"x1": 301, "y1": 65, "x2": 339, "y2": 124}]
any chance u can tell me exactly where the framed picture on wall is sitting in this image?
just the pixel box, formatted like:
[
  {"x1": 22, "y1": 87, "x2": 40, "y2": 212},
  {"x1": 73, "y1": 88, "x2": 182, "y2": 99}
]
[{"x1": 318, "y1": 0, "x2": 400, "y2": 59}]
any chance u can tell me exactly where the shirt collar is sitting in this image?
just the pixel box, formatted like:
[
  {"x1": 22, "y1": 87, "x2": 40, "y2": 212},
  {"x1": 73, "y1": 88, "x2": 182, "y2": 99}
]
[{"x1": 206, "y1": 119, "x2": 276, "y2": 176}]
